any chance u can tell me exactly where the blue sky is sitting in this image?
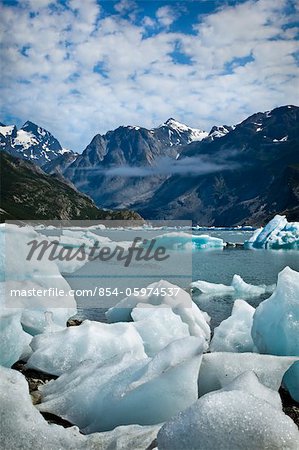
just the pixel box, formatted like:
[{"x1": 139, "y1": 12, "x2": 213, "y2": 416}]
[{"x1": 1, "y1": 0, "x2": 298, "y2": 151}]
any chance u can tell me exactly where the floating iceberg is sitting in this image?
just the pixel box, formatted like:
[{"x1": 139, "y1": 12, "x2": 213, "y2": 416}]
[
  {"x1": 190, "y1": 274, "x2": 274, "y2": 297},
  {"x1": 245, "y1": 215, "x2": 299, "y2": 249},
  {"x1": 210, "y1": 299, "x2": 255, "y2": 353},
  {"x1": 106, "y1": 280, "x2": 211, "y2": 344},
  {"x1": 0, "y1": 365, "x2": 160, "y2": 450},
  {"x1": 143, "y1": 231, "x2": 225, "y2": 250},
  {"x1": 252, "y1": 266, "x2": 299, "y2": 402},
  {"x1": 158, "y1": 371, "x2": 299, "y2": 450},
  {"x1": 39, "y1": 337, "x2": 205, "y2": 432},
  {"x1": 27, "y1": 320, "x2": 146, "y2": 376},
  {"x1": 197, "y1": 352, "x2": 298, "y2": 396}
]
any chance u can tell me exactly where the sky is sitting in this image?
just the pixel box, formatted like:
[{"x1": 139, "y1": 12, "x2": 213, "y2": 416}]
[{"x1": 1, "y1": 0, "x2": 299, "y2": 152}]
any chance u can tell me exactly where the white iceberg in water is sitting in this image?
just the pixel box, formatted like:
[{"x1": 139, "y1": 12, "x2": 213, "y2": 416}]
[
  {"x1": 245, "y1": 214, "x2": 299, "y2": 249},
  {"x1": 190, "y1": 274, "x2": 274, "y2": 297},
  {"x1": 38, "y1": 337, "x2": 205, "y2": 433},
  {"x1": 143, "y1": 231, "x2": 225, "y2": 250},
  {"x1": 210, "y1": 299, "x2": 255, "y2": 353},
  {"x1": 106, "y1": 280, "x2": 211, "y2": 344},
  {"x1": 157, "y1": 371, "x2": 299, "y2": 450},
  {"x1": 0, "y1": 365, "x2": 160, "y2": 450}
]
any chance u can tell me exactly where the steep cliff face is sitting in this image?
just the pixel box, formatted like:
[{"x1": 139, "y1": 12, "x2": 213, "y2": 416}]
[
  {"x1": 134, "y1": 106, "x2": 299, "y2": 225},
  {"x1": 0, "y1": 152, "x2": 141, "y2": 221}
]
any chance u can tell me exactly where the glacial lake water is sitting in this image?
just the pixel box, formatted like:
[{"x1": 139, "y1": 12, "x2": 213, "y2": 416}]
[{"x1": 64, "y1": 229, "x2": 299, "y2": 330}]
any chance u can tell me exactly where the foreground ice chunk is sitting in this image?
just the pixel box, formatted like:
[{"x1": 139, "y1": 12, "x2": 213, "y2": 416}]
[
  {"x1": 1, "y1": 224, "x2": 77, "y2": 335},
  {"x1": 27, "y1": 320, "x2": 146, "y2": 375},
  {"x1": 132, "y1": 306, "x2": 190, "y2": 356},
  {"x1": 0, "y1": 310, "x2": 32, "y2": 367},
  {"x1": 106, "y1": 280, "x2": 210, "y2": 344},
  {"x1": 5, "y1": 278, "x2": 77, "y2": 336},
  {"x1": 210, "y1": 300, "x2": 255, "y2": 353},
  {"x1": 39, "y1": 337, "x2": 205, "y2": 432},
  {"x1": 85, "y1": 424, "x2": 160, "y2": 450},
  {"x1": 145, "y1": 231, "x2": 225, "y2": 250},
  {"x1": 158, "y1": 373, "x2": 299, "y2": 450},
  {"x1": 219, "y1": 371, "x2": 282, "y2": 410},
  {"x1": 190, "y1": 274, "x2": 274, "y2": 297},
  {"x1": 245, "y1": 214, "x2": 299, "y2": 249},
  {"x1": 252, "y1": 267, "x2": 299, "y2": 356},
  {"x1": 0, "y1": 366, "x2": 160, "y2": 450},
  {"x1": 251, "y1": 267, "x2": 299, "y2": 402},
  {"x1": 197, "y1": 352, "x2": 298, "y2": 396},
  {"x1": 0, "y1": 283, "x2": 32, "y2": 366}
]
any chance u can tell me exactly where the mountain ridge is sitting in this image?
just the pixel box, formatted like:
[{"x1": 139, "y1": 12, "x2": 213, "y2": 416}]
[
  {"x1": 1, "y1": 105, "x2": 298, "y2": 225},
  {"x1": 0, "y1": 152, "x2": 142, "y2": 221},
  {"x1": 0, "y1": 121, "x2": 72, "y2": 166}
]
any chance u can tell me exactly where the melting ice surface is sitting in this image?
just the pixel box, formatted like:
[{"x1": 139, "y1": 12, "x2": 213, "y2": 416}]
[{"x1": 157, "y1": 372, "x2": 299, "y2": 450}]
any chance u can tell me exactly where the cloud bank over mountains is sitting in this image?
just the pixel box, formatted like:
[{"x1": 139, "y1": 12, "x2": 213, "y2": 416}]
[{"x1": 1, "y1": 0, "x2": 298, "y2": 151}]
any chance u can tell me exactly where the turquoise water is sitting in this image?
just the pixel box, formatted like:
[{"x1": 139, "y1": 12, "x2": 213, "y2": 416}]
[{"x1": 65, "y1": 229, "x2": 299, "y2": 329}]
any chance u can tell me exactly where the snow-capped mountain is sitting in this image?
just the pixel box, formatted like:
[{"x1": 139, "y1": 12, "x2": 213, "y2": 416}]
[
  {"x1": 136, "y1": 105, "x2": 299, "y2": 225},
  {"x1": 0, "y1": 121, "x2": 72, "y2": 166},
  {"x1": 47, "y1": 118, "x2": 207, "y2": 208},
  {"x1": 159, "y1": 118, "x2": 208, "y2": 144},
  {"x1": 207, "y1": 125, "x2": 235, "y2": 140}
]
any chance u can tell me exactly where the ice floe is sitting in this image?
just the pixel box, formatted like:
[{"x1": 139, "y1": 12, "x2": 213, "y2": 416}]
[
  {"x1": 245, "y1": 215, "x2": 299, "y2": 249},
  {"x1": 190, "y1": 274, "x2": 274, "y2": 297},
  {"x1": 143, "y1": 231, "x2": 225, "y2": 250}
]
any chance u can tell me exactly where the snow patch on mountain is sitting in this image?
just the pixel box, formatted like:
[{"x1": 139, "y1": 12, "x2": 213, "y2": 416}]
[
  {"x1": 161, "y1": 118, "x2": 208, "y2": 143},
  {"x1": 0, "y1": 121, "x2": 73, "y2": 166},
  {"x1": 0, "y1": 125, "x2": 15, "y2": 137},
  {"x1": 208, "y1": 125, "x2": 234, "y2": 140}
]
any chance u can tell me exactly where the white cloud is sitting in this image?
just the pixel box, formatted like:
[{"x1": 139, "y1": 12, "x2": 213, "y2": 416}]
[
  {"x1": 156, "y1": 5, "x2": 178, "y2": 27},
  {"x1": 0, "y1": 0, "x2": 298, "y2": 152}
]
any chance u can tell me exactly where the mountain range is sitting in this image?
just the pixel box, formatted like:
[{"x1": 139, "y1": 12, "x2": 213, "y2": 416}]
[{"x1": 1, "y1": 105, "x2": 298, "y2": 225}]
